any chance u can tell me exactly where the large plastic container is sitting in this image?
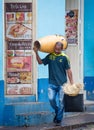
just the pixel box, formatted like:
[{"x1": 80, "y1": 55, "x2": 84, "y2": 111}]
[{"x1": 34, "y1": 35, "x2": 68, "y2": 53}]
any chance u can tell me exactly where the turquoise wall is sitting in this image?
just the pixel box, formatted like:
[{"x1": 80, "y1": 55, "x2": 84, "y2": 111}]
[
  {"x1": 84, "y1": 0, "x2": 94, "y2": 76},
  {"x1": 0, "y1": 0, "x2": 3, "y2": 80},
  {"x1": 37, "y1": 0, "x2": 66, "y2": 101},
  {"x1": 37, "y1": 0, "x2": 65, "y2": 78},
  {"x1": 84, "y1": 0, "x2": 94, "y2": 100}
]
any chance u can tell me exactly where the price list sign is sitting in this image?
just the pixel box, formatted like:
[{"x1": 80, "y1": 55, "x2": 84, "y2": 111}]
[{"x1": 5, "y1": 2, "x2": 33, "y2": 95}]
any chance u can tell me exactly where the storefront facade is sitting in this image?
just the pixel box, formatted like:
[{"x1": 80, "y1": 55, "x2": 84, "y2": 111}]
[
  {"x1": 0, "y1": 0, "x2": 66, "y2": 126},
  {"x1": 0, "y1": 0, "x2": 66, "y2": 101},
  {"x1": 0, "y1": 0, "x2": 94, "y2": 126}
]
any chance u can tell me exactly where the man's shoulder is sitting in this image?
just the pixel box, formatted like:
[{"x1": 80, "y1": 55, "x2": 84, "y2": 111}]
[{"x1": 61, "y1": 53, "x2": 70, "y2": 61}]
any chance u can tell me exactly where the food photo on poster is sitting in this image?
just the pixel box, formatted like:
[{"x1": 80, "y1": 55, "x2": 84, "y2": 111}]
[
  {"x1": 7, "y1": 72, "x2": 32, "y2": 84},
  {"x1": 6, "y1": 23, "x2": 32, "y2": 40},
  {"x1": 5, "y1": 3, "x2": 32, "y2": 40},
  {"x1": 7, "y1": 84, "x2": 32, "y2": 95},
  {"x1": 65, "y1": 9, "x2": 78, "y2": 44},
  {"x1": 5, "y1": 3, "x2": 32, "y2": 24},
  {"x1": 7, "y1": 56, "x2": 32, "y2": 72},
  {"x1": 7, "y1": 50, "x2": 32, "y2": 57},
  {"x1": 6, "y1": 10, "x2": 32, "y2": 23}
]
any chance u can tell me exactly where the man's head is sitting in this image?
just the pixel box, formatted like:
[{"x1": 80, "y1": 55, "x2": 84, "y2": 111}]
[{"x1": 54, "y1": 42, "x2": 63, "y2": 54}]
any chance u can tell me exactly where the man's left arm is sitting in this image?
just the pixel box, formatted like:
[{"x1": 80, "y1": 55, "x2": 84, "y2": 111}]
[{"x1": 66, "y1": 69, "x2": 74, "y2": 85}]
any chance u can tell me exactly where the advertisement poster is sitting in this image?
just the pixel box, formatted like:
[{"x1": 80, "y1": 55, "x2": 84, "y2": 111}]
[
  {"x1": 5, "y1": 3, "x2": 32, "y2": 40},
  {"x1": 5, "y1": 2, "x2": 32, "y2": 95},
  {"x1": 7, "y1": 84, "x2": 32, "y2": 95},
  {"x1": 7, "y1": 40, "x2": 32, "y2": 50},
  {"x1": 7, "y1": 72, "x2": 32, "y2": 84},
  {"x1": 65, "y1": 10, "x2": 78, "y2": 44},
  {"x1": 7, "y1": 56, "x2": 31, "y2": 72}
]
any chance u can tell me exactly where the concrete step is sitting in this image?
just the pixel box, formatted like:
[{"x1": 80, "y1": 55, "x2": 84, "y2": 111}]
[
  {"x1": 4, "y1": 111, "x2": 54, "y2": 127},
  {"x1": 3, "y1": 102, "x2": 54, "y2": 126},
  {"x1": 5, "y1": 102, "x2": 53, "y2": 114},
  {"x1": 15, "y1": 111, "x2": 54, "y2": 126}
]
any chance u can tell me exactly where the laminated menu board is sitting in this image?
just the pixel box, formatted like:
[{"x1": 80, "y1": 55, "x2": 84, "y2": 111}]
[
  {"x1": 5, "y1": 3, "x2": 32, "y2": 40},
  {"x1": 7, "y1": 84, "x2": 32, "y2": 95},
  {"x1": 7, "y1": 56, "x2": 31, "y2": 72},
  {"x1": 65, "y1": 10, "x2": 78, "y2": 44},
  {"x1": 5, "y1": 2, "x2": 33, "y2": 95},
  {"x1": 7, "y1": 72, "x2": 32, "y2": 84}
]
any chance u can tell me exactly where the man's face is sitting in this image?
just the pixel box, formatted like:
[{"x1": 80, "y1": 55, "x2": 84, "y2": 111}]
[{"x1": 54, "y1": 44, "x2": 62, "y2": 54}]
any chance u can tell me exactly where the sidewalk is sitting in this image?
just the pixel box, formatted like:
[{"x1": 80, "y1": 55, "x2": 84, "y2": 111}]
[
  {"x1": 0, "y1": 100, "x2": 94, "y2": 130},
  {"x1": 0, "y1": 113, "x2": 94, "y2": 130}
]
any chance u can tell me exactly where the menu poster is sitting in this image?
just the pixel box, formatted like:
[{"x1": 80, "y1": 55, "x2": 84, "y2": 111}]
[
  {"x1": 7, "y1": 56, "x2": 32, "y2": 72},
  {"x1": 7, "y1": 72, "x2": 32, "y2": 84},
  {"x1": 7, "y1": 50, "x2": 32, "y2": 57},
  {"x1": 5, "y1": 2, "x2": 33, "y2": 95},
  {"x1": 5, "y1": 3, "x2": 32, "y2": 40},
  {"x1": 5, "y1": 3, "x2": 32, "y2": 23},
  {"x1": 5, "y1": 3, "x2": 32, "y2": 12},
  {"x1": 65, "y1": 10, "x2": 78, "y2": 44},
  {"x1": 6, "y1": 23, "x2": 32, "y2": 40},
  {"x1": 7, "y1": 84, "x2": 32, "y2": 95},
  {"x1": 7, "y1": 40, "x2": 32, "y2": 50}
]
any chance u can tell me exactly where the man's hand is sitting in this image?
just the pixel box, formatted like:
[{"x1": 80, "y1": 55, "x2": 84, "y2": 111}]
[
  {"x1": 67, "y1": 69, "x2": 74, "y2": 85},
  {"x1": 33, "y1": 46, "x2": 43, "y2": 64},
  {"x1": 33, "y1": 46, "x2": 39, "y2": 53}
]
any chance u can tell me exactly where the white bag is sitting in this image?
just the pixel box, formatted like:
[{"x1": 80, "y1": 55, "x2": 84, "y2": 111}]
[{"x1": 63, "y1": 83, "x2": 84, "y2": 96}]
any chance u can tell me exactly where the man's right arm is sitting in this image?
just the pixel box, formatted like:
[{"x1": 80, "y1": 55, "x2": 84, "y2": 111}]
[{"x1": 33, "y1": 47, "x2": 43, "y2": 64}]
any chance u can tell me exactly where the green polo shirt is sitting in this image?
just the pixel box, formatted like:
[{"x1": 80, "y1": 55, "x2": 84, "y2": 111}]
[{"x1": 42, "y1": 52, "x2": 70, "y2": 86}]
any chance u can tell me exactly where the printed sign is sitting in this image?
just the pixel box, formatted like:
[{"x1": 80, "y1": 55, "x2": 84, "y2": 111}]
[
  {"x1": 7, "y1": 56, "x2": 32, "y2": 72},
  {"x1": 7, "y1": 72, "x2": 32, "y2": 84},
  {"x1": 7, "y1": 84, "x2": 32, "y2": 95},
  {"x1": 5, "y1": 2, "x2": 33, "y2": 95},
  {"x1": 65, "y1": 10, "x2": 78, "y2": 44}
]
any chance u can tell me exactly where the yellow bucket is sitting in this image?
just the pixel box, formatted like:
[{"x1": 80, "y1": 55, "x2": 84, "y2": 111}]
[{"x1": 34, "y1": 35, "x2": 68, "y2": 53}]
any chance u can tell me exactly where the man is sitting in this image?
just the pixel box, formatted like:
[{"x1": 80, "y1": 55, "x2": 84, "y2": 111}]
[{"x1": 33, "y1": 41, "x2": 73, "y2": 125}]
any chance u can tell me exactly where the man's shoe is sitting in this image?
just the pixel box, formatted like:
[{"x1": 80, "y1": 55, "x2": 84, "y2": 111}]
[
  {"x1": 55, "y1": 120, "x2": 61, "y2": 126},
  {"x1": 56, "y1": 120, "x2": 61, "y2": 123},
  {"x1": 55, "y1": 119, "x2": 62, "y2": 126},
  {"x1": 53, "y1": 115, "x2": 57, "y2": 123}
]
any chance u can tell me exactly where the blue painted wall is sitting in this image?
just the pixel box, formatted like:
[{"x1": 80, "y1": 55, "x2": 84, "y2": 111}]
[
  {"x1": 84, "y1": 0, "x2": 94, "y2": 100},
  {"x1": 0, "y1": 80, "x2": 4, "y2": 125},
  {"x1": 84, "y1": 0, "x2": 94, "y2": 76},
  {"x1": 36, "y1": 0, "x2": 65, "y2": 101},
  {"x1": 37, "y1": 0, "x2": 65, "y2": 38},
  {"x1": 37, "y1": 0, "x2": 65, "y2": 79}
]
